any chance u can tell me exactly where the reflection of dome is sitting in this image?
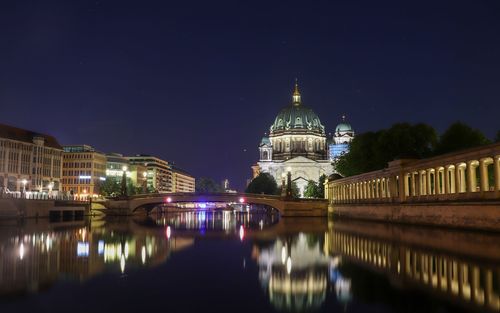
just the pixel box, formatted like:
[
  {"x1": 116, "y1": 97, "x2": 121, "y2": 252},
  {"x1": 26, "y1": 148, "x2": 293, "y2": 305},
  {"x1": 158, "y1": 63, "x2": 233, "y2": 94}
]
[{"x1": 270, "y1": 82, "x2": 325, "y2": 135}]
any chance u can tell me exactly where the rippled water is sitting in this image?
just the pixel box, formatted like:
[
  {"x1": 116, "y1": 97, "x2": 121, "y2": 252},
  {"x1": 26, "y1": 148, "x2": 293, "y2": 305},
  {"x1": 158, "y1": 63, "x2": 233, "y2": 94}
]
[{"x1": 0, "y1": 210, "x2": 498, "y2": 313}]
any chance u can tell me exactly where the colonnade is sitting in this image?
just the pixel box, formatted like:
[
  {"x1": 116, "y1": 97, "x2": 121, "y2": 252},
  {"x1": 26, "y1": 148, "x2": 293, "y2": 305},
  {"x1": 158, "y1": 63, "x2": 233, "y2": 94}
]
[{"x1": 326, "y1": 143, "x2": 500, "y2": 204}]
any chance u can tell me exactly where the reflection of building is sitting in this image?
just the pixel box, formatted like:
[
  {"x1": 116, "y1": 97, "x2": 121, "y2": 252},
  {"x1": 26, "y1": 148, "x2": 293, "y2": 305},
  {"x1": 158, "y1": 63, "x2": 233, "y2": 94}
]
[
  {"x1": 253, "y1": 234, "x2": 335, "y2": 312},
  {"x1": 252, "y1": 82, "x2": 335, "y2": 196},
  {"x1": 61, "y1": 145, "x2": 107, "y2": 197},
  {"x1": 0, "y1": 123, "x2": 63, "y2": 193},
  {"x1": 128, "y1": 155, "x2": 173, "y2": 193},
  {"x1": 172, "y1": 166, "x2": 195, "y2": 193},
  {"x1": 329, "y1": 115, "x2": 355, "y2": 161},
  {"x1": 326, "y1": 227, "x2": 500, "y2": 312}
]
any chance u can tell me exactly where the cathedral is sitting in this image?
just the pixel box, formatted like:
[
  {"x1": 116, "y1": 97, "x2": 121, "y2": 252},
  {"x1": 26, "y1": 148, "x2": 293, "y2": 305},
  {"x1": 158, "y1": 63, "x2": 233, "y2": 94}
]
[{"x1": 251, "y1": 82, "x2": 355, "y2": 196}]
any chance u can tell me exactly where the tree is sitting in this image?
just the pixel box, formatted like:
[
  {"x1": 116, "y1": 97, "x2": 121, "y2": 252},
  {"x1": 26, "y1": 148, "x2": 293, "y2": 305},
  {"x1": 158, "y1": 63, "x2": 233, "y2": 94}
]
[
  {"x1": 246, "y1": 173, "x2": 279, "y2": 195},
  {"x1": 435, "y1": 122, "x2": 490, "y2": 155},
  {"x1": 99, "y1": 177, "x2": 121, "y2": 197},
  {"x1": 335, "y1": 123, "x2": 437, "y2": 177},
  {"x1": 303, "y1": 180, "x2": 321, "y2": 198},
  {"x1": 195, "y1": 177, "x2": 224, "y2": 193}
]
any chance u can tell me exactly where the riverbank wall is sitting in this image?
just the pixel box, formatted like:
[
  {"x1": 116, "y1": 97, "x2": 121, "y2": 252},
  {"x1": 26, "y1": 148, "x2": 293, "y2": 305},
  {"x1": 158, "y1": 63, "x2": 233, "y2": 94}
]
[{"x1": 329, "y1": 202, "x2": 500, "y2": 231}]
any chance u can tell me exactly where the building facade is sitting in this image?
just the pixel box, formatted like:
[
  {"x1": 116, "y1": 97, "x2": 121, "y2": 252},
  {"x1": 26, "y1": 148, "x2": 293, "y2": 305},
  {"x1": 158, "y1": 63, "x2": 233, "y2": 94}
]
[
  {"x1": 61, "y1": 145, "x2": 107, "y2": 197},
  {"x1": 0, "y1": 123, "x2": 63, "y2": 194},
  {"x1": 253, "y1": 83, "x2": 336, "y2": 196},
  {"x1": 128, "y1": 155, "x2": 173, "y2": 193},
  {"x1": 172, "y1": 167, "x2": 195, "y2": 193},
  {"x1": 329, "y1": 115, "x2": 355, "y2": 161}
]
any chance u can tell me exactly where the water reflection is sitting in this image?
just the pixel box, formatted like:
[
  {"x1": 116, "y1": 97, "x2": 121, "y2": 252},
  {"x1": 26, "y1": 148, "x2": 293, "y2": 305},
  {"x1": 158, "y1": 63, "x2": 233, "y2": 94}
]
[
  {"x1": 252, "y1": 233, "x2": 350, "y2": 312},
  {"x1": 0, "y1": 213, "x2": 498, "y2": 313}
]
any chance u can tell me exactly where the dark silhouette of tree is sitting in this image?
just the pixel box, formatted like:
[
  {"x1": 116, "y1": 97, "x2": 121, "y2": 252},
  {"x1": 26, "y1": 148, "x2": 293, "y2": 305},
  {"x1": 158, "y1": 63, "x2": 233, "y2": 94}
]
[
  {"x1": 495, "y1": 130, "x2": 500, "y2": 143},
  {"x1": 195, "y1": 177, "x2": 224, "y2": 193},
  {"x1": 434, "y1": 122, "x2": 490, "y2": 155},
  {"x1": 335, "y1": 123, "x2": 437, "y2": 177},
  {"x1": 246, "y1": 173, "x2": 278, "y2": 195}
]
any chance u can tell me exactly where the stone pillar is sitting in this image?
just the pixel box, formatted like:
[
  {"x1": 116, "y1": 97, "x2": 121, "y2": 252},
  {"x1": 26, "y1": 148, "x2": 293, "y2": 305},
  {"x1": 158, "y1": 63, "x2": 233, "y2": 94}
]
[
  {"x1": 495, "y1": 155, "x2": 500, "y2": 192},
  {"x1": 404, "y1": 174, "x2": 409, "y2": 197},
  {"x1": 444, "y1": 166, "x2": 450, "y2": 194},
  {"x1": 435, "y1": 167, "x2": 441, "y2": 194},
  {"x1": 420, "y1": 171, "x2": 426, "y2": 196},
  {"x1": 427, "y1": 170, "x2": 433, "y2": 195},
  {"x1": 479, "y1": 158, "x2": 489, "y2": 192},
  {"x1": 456, "y1": 164, "x2": 464, "y2": 193},
  {"x1": 467, "y1": 161, "x2": 477, "y2": 193}
]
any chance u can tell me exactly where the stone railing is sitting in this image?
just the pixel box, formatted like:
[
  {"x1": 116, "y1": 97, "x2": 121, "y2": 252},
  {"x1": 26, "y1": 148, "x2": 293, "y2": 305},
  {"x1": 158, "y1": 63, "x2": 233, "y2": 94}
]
[{"x1": 326, "y1": 143, "x2": 500, "y2": 204}]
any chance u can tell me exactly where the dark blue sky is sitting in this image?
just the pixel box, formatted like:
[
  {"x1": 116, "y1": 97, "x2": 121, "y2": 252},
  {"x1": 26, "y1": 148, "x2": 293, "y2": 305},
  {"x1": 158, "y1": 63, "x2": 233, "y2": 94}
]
[{"x1": 1, "y1": 0, "x2": 499, "y2": 190}]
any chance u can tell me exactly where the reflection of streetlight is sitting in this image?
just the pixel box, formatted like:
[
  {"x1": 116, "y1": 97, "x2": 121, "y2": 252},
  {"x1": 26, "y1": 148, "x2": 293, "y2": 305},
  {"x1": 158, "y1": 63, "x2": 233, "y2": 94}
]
[{"x1": 286, "y1": 256, "x2": 292, "y2": 274}]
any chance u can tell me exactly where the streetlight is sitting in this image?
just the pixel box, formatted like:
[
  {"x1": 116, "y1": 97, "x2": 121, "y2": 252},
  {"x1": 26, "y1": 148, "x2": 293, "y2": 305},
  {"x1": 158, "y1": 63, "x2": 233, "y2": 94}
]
[
  {"x1": 121, "y1": 165, "x2": 128, "y2": 197},
  {"x1": 48, "y1": 182, "x2": 54, "y2": 199},
  {"x1": 21, "y1": 179, "x2": 27, "y2": 196},
  {"x1": 142, "y1": 171, "x2": 148, "y2": 194},
  {"x1": 281, "y1": 173, "x2": 286, "y2": 196}
]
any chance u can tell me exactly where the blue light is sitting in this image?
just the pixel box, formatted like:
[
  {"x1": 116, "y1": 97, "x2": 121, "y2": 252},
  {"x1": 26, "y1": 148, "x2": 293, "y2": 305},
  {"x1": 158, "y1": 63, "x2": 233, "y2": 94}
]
[{"x1": 199, "y1": 203, "x2": 207, "y2": 209}]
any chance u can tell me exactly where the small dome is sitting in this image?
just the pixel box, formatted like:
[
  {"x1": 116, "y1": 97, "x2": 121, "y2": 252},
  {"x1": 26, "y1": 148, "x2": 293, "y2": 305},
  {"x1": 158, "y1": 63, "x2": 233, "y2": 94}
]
[
  {"x1": 335, "y1": 122, "x2": 353, "y2": 133},
  {"x1": 260, "y1": 136, "x2": 271, "y2": 146}
]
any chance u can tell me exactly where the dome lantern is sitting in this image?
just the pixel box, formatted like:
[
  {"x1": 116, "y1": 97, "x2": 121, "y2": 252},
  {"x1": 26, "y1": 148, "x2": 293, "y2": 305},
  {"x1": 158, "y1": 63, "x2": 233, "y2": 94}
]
[{"x1": 292, "y1": 79, "x2": 301, "y2": 106}]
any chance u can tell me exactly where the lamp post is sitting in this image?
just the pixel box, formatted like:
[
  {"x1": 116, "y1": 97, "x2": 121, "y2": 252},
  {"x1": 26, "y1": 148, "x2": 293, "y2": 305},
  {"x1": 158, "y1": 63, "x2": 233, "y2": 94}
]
[
  {"x1": 21, "y1": 179, "x2": 27, "y2": 198},
  {"x1": 142, "y1": 171, "x2": 148, "y2": 194},
  {"x1": 281, "y1": 173, "x2": 286, "y2": 197},
  {"x1": 286, "y1": 167, "x2": 293, "y2": 198},
  {"x1": 48, "y1": 182, "x2": 54, "y2": 199},
  {"x1": 121, "y1": 166, "x2": 128, "y2": 197}
]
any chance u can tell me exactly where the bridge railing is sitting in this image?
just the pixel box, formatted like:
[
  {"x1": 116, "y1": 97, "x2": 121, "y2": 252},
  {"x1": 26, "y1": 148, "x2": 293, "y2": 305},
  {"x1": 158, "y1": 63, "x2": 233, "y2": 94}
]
[{"x1": 326, "y1": 142, "x2": 500, "y2": 205}]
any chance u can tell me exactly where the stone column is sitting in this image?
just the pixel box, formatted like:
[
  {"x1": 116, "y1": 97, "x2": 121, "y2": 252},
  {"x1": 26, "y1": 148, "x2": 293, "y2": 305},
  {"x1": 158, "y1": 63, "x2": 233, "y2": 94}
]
[
  {"x1": 444, "y1": 166, "x2": 450, "y2": 194},
  {"x1": 435, "y1": 167, "x2": 442, "y2": 194},
  {"x1": 467, "y1": 161, "x2": 477, "y2": 192},
  {"x1": 495, "y1": 155, "x2": 500, "y2": 192},
  {"x1": 479, "y1": 158, "x2": 490, "y2": 192},
  {"x1": 403, "y1": 174, "x2": 410, "y2": 197},
  {"x1": 455, "y1": 164, "x2": 463, "y2": 193},
  {"x1": 427, "y1": 170, "x2": 433, "y2": 195}
]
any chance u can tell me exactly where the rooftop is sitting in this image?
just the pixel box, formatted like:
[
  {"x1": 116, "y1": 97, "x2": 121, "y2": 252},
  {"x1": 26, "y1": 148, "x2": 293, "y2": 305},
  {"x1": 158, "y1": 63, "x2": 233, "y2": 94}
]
[{"x1": 0, "y1": 123, "x2": 63, "y2": 150}]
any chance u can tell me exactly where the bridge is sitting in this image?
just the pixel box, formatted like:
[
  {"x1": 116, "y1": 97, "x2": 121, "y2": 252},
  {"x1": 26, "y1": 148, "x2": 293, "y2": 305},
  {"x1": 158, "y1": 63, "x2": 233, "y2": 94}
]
[{"x1": 97, "y1": 192, "x2": 328, "y2": 217}]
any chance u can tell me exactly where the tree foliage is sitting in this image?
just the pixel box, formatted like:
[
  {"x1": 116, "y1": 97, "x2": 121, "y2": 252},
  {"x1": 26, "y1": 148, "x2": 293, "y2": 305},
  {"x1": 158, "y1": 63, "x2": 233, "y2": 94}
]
[
  {"x1": 434, "y1": 122, "x2": 490, "y2": 155},
  {"x1": 335, "y1": 122, "x2": 491, "y2": 177},
  {"x1": 303, "y1": 175, "x2": 327, "y2": 198},
  {"x1": 335, "y1": 123, "x2": 437, "y2": 176},
  {"x1": 246, "y1": 173, "x2": 279, "y2": 195},
  {"x1": 195, "y1": 177, "x2": 224, "y2": 193}
]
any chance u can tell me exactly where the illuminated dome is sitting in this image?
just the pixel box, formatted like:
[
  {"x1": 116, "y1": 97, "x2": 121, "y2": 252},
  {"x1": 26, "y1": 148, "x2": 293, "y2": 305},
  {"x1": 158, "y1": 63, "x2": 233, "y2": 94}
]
[
  {"x1": 270, "y1": 83, "x2": 325, "y2": 135},
  {"x1": 335, "y1": 115, "x2": 353, "y2": 133}
]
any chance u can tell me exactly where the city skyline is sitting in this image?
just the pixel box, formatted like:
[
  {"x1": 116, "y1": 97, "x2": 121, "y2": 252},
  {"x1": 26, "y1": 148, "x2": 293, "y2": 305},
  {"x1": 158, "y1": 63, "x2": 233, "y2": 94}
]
[{"x1": 2, "y1": 1, "x2": 500, "y2": 190}]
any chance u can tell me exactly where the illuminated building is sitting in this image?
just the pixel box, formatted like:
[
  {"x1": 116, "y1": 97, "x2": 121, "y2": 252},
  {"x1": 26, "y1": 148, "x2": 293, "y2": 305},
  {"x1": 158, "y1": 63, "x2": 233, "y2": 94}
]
[
  {"x1": 106, "y1": 153, "x2": 147, "y2": 190},
  {"x1": 252, "y1": 82, "x2": 335, "y2": 196},
  {"x1": 127, "y1": 155, "x2": 173, "y2": 193},
  {"x1": 0, "y1": 123, "x2": 63, "y2": 193},
  {"x1": 61, "y1": 145, "x2": 107, "y2": 197},
  {"x1": 172, "y1": 166, "x2": 195, "y2": 193},
  {"x1": 329, "y1": 115, "x2": 355, "y2": 161}
]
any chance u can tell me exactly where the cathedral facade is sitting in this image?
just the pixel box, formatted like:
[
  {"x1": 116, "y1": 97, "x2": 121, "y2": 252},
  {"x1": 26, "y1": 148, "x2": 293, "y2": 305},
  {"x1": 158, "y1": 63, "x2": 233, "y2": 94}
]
[{"x1": 252, "y1": 82, "x2": 354, "y2": 196}]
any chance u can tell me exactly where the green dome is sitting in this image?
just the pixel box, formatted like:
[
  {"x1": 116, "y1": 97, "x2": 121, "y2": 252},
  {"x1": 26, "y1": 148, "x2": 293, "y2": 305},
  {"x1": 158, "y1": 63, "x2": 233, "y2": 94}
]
[
  {"x1": 270, "y1": 104, "x2": 325, "y2": 135},
  {"x1": 260, "y1": 136, "x2": 271, "y2": 146},
  {"x1": 335, "y1": 122, "x2": 352, "y2": 132}
]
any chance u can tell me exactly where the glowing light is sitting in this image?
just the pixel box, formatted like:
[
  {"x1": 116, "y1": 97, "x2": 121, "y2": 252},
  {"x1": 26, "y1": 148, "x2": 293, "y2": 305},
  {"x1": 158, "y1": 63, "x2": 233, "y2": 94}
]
[
  {"x1": 281, "y1": 246, "x2": 286, "y2": 264},
  {"x1": 143, "y1": 172, "x2": 147, "y2": 178},
  {"x1": 286, "y1": 167, "x2": 292, "y2": 172},
  {"x1": 286, "y1": 256, "x2": 292, "y2": 274},
  {"x1": 239, "y1": 225, "x2": 245, "y2": 241},
  {"x1": 77, "y1": 242, "x2": 90, "y2": 257},
  {"x1": 120, "y1": 253, "x2": 126, "y2": 273},
  {"x1": 199, "y1": 203, "x2": 207, "y2": 209},
  {"x1": 98, "y1": 240, "x2": 105, "y2": 255},
  {"x1": 99, "y1": 177, "x2": 106, "y2": 181},
  {"x1": 21, "y1": 179, "x2": 27, "y2": 185},
  {"x1": 141, "y1": 246, "x2": 146, "y2": 264},
  {"x1": 19, "y1": 243, "x2": 25, "y2": 260},
  {"x1": 82, "y1": 189, "x2": 87, "y2": 194},
  {"x1": 79, "y1": 175, "x2": 91, "y2": 179},
  {"x1": 166, "y1": 226, "x2": 171, "y2": 239},
  {"x1": 124, "y1": 242, "x2": 129, "y2": 259},
  {"x1": 122, "y1": 165, "x2": 128, "y2": 172},
  {"x1": 239, "y1": 197, "x2": 245, "y2": 203},
  {"x1": 166, "y1": 197, "x2": 172, "y2": 203}
]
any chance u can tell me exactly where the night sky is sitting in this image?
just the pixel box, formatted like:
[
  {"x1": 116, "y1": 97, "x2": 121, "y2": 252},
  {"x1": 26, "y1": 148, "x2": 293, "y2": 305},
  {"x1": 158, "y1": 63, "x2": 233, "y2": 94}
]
[{"x1": 1, "y1": 0, "x2": 500, "y2": 190}]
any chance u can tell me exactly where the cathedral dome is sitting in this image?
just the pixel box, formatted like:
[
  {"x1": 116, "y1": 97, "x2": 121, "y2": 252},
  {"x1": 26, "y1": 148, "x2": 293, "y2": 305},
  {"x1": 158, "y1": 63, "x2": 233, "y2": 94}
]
[
  {"x1": 335, "y1": 116, "x2": 353, "y2": 133},
  {"x1": 260, "y1": 136, "x2": 271, "y2": 146},
  {"x1": 269, "y1": 83, "x2": 325, "y2": 135}
]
